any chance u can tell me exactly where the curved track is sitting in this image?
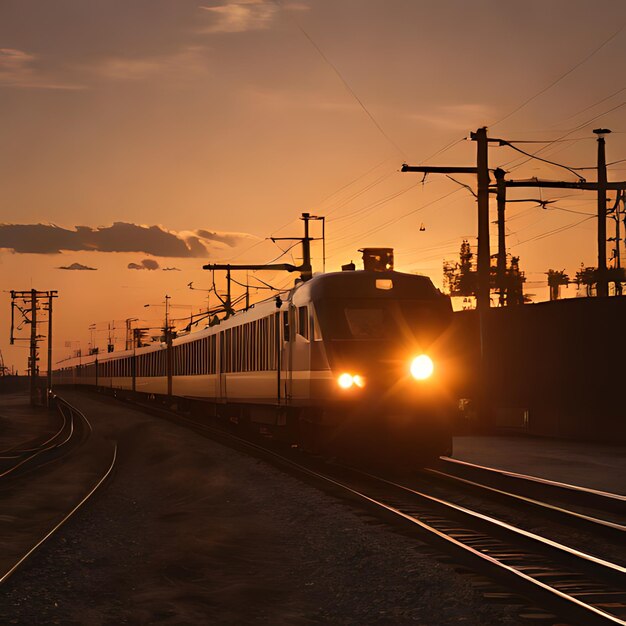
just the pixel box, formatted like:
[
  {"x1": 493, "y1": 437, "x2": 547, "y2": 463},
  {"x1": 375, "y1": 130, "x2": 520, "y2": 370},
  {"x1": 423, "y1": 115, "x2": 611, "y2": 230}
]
[
  {"x1": 0, "y1": 397, "x2": 117, "y2": 585},
  {"x1": 0, "y1": 400, "x2": 82, "y2": 478}
]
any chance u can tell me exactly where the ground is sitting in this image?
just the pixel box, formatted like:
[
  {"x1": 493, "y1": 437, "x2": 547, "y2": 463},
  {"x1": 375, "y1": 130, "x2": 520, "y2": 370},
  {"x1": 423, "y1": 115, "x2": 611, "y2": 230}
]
[{"x1": 0, "y1": 391, "x2": 531, "y2": 625}]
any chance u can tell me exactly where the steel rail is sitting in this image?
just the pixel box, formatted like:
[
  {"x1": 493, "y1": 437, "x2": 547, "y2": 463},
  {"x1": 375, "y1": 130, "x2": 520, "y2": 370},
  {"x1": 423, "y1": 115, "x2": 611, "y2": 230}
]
[
  {"x1": 114, "y1": 394, "x2": 626, "y2": 626},
  {"x1": 439, "y1": 457, "x2": 626, "y2": 510},
  {"x1": 0, "y1": 404, "x2": 77, "y2": 478},
  {"x1": 352, "y1": 467, "x2": 626, "y2": 583},
  {"x1": 0, "y1": 405, "x2": 69, "y2": 458},
  {"x1": 0, "y1": 398, "x2": 115, "y2": 586},
  {"x1": 424, "y1": 467, "x2": 626, "y2": 536}
]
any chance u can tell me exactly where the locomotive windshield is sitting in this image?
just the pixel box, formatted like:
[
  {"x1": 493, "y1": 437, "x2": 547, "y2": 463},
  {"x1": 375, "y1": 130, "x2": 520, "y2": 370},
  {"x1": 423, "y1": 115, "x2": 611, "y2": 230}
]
[{"x1": 316, "y1": 298, "x2": 451, "y2": 343}]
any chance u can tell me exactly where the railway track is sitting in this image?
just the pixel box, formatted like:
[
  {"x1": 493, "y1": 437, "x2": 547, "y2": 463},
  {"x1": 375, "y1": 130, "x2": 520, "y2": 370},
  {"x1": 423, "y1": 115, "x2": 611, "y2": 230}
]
[
  {"x1": 421, "y1": 460, "x2": 626, "y2": 545},
  {"x1": 116, "y1": 393, "x2": 626, "y2": 626},
  {"x1": 0, "y1": 397, "x2": 118, "y2": 585},
  {"x1": 0, "y1": 399, "x2": 83, "y2": 478},
  {"x1": 434, "y1": 456, "x2": 626, "y2": 517}
]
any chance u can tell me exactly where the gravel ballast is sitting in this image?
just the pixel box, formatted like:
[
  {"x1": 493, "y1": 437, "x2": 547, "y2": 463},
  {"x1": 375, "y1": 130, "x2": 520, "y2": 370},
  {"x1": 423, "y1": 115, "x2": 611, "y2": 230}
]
[{"x1": 0, "y1": 391, "x2": 531, "y2": 625}]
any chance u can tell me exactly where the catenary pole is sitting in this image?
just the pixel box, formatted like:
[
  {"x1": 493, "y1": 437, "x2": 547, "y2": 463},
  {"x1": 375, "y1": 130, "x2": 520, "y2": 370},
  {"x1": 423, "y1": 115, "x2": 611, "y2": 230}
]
[
  {"x1": 472, "y1": 127, "x2": 491, "y2": 310},
  {"x1": 594, "y1": 128, "x2": 610, "y2": 297},
  {"x1": 494, "y1": 168, "x2": 507, "y2": 306},
  {"x1": 30, "y1": 289, "x2": 38, "y2": 405}
]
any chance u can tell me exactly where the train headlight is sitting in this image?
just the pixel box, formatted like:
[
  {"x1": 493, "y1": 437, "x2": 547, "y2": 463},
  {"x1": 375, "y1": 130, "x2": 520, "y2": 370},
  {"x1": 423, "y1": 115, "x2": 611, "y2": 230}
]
[
  {"x1": 337, "y1": 373, "x2": 366, "y2": 389},
  {"x1": 410, "y1": 355, "x2": 434, "y2": 380}
]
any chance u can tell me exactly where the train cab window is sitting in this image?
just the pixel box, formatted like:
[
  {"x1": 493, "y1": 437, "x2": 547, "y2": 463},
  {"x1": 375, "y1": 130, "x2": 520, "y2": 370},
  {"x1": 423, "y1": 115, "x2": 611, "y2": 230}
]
[
  {"x1": 282, "y1": 311, "x2": 290, "y2": 342},
  {"x1": 311, "y1": 308, "x2": 322, "y2": 341},
  {"x1": 297, "y1": 306, "x2": 309, "y2": 340},
  {"x1": 344, "y1": 308, "x2": 386, "y2": 339}
]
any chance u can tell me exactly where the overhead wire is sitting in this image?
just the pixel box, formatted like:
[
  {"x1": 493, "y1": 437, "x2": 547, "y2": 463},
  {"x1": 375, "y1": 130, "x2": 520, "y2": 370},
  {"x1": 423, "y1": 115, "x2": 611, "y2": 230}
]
[
  {"x1": 276, "y1": 0, "x2": 405, "y2": 159},
  {"x1": 556, "y1": 86, "x2": 626, "y2": 125},
  {"x1": 500, "y1": 100, "x2": 626, "y2": 172},
  {"x1": 327, "y1": 169, "x2": 398, "y2": 220},
  {"x1": 511, "y1": 215, "x2": 595, "y2": 248},
  {"x1": 490, "y1": 22, "x2": 626, "y2": 128},
  {"x1": 499, "y1": 140, "x2": 586, "y2": 180},
  {"x1": 328, "y1": 186, "x2": 463, "y2": 252},
  {"x1": 315, "y1": 157, "x2": 394, "y2": 214}
]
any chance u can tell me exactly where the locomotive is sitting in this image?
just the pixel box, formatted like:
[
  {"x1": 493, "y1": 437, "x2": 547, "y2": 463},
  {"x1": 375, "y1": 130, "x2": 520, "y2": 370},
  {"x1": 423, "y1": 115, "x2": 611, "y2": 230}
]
[{"x1": 54, "y1": 248, "x2": 457, "y2": 466}]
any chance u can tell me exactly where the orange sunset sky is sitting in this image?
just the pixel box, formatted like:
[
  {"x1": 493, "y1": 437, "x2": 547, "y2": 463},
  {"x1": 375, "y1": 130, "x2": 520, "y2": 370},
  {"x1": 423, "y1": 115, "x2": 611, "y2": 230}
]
[{"x1": 1, "y1": 0, "x2": 625, "y2": 371}]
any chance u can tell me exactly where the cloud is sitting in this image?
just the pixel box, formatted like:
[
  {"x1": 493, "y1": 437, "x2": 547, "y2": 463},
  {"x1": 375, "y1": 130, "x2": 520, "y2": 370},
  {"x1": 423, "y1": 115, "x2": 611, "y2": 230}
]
[
  {"x1": 95, "y1": 47, "x2": 210, "y2": 82},
  {"x1": 195, "y1": 229, "x2": 246, "y2": 247},
  {"x1": 0, "y1": 222, "x2": 255, "y2": 257},
  {"x1": 57, "y1": 262, "x2": 97, "y2": 271},
  {"x1": 128, "y1": 259, "x2": 160, "y2": 270},
  {"x1": 0, "y1": 48, "x2": 84, "y2": 90},
  {"x1": 162, "y1": 267, "x2": 182, "y2": 271},
  {"x1": 199, "y1": 1, "x2": 278, "y2": 33}
]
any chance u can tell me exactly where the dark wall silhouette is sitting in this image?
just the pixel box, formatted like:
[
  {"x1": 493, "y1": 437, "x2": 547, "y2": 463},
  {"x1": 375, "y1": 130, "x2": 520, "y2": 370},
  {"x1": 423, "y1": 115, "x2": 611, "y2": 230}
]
[{"x1": 451, "y1": 298, "x2": 626, "y2": 442}]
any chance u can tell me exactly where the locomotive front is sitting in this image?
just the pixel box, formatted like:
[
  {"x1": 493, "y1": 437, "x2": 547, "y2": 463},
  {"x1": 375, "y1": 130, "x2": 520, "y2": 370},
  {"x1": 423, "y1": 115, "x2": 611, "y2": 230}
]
[{"x1": 303, "y1": 265, "x2": 456, "y2": 465}]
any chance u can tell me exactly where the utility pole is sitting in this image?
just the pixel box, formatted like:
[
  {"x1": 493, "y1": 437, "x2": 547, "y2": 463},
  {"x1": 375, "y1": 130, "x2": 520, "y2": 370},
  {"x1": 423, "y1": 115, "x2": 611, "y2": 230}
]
[
  {"x1": 10, "y1": 289, "x2": 58, "y2": 406},
  {"x1": 594, "y1": 128, "x2": 610, "y2": 297},
  {"x1": 302, "y1": 212, "x2": 312, "y2": 281},
  {"x1": 125, "y1": 318, "x2": 138, "y2": 351},
  {"x1": 226, "y1": 268, "x2": 232, "y2": 316},
  {"x1": 203, "y1": 213, "x2": 323, "y2": 311},
  {"x1": 494, "y1": 168, "x2": 507, "y2": 306},
  {"x1": 402, "y1": 127, "x2": 493, "y2": 310},
  {"x1": 30, "y1": 289, "x2": 38, "y2": 405},
  {"x1": 472, "y1": 127, "x2": 492, "y2": 310},
  {"x1": 47, "y1": 293, "x2": 53, "y2": 405},
  {"x1": 608, "y1": 191, "x2": 624, "y2": 295}
]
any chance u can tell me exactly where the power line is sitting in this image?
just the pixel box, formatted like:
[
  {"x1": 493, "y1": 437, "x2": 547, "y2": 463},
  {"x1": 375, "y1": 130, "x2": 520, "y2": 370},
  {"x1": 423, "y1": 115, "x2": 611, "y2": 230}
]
[
  {"x1": 511, "y1": 215, "x2": 595, "y2": 248},
  {"x1": 327, "y1": 170, "x2": 397, "y2": 221},
  {"x1": 328, "y1": 187, "x2": 463, "y2": 253},
  {"x1": 417, "y1": 136, "x2": 467, "y2": 164},
  {"x1": 491, "y1": 22, "x2": 626, "y2": 128},
  {"x1": 499, "y1": 100, "x2": 626, "y2": 172},
  {"x1": 500, "y1": 140, "x2": 586, "y2": 180},
  {"x1": 316, "y1": 157, "x2": 393, "y2": 214},
  {"x1": 558, "y1": 86, "x2": 626, "y2": 124},
  {"x1": 278, "y1": 1, "x2": 405, "y2": 158}
]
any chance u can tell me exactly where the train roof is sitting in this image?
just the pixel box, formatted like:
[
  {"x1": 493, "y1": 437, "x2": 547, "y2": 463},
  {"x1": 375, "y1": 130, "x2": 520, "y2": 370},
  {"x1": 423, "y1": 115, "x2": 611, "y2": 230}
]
[
  {"x1": 55, "y1": 270, "x2": 444, "y2": 370},
  {"x1": 292, "y1": 269, "x2": 443, "y2": 303}
]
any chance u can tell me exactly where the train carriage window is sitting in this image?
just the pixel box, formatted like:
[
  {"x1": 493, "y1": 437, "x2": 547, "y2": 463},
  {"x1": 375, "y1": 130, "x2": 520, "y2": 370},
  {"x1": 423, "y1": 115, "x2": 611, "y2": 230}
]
[
  {"x1": 250, "y1": 320, "x2": 261, "y2": 372},
  {"x1": 224, "y1": 329, "x2": 231, "y2": 373},
  {"x1": 282, "y1": 311, "x2": 290, "y2": 342},
  {"x1": 211, "y1": 334, "x2": 215, "y2": 374},
  {"x1": 297, "y1": 306, "x2": 309, "y2": 340},
  {"x1": 252, "y1": 322, "x2": 256, "y2": 372},
  {"x1": 245, "y1": 323, "x2": 250, "y2": 372}
]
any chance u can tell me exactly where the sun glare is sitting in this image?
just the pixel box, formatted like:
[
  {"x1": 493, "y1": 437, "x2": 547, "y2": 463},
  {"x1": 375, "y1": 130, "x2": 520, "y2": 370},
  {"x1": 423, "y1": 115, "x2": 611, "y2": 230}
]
[{"x1": 410, "y1": 355, "x2": 434, "y2": 380}]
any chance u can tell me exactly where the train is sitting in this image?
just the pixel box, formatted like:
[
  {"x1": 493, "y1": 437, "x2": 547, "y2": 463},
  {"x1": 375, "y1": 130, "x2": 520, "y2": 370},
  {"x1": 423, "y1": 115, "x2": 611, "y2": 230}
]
[{"x1": 54, "y1": 250, "x2": 458, "y2": 466}]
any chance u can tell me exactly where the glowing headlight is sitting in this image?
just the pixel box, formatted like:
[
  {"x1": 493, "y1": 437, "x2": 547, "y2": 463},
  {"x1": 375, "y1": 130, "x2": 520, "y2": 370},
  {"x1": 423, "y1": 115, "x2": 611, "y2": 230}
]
[
  {"x1": 337, "y1": 373, "x2": 365, "y2": 389},
  {"x1": 410, "y1": 355, "x2": 434, "y2": 380}
]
